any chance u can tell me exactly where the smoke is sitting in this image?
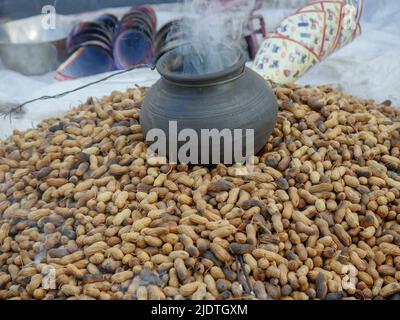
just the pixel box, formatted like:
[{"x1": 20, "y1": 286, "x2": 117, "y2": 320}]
[
  {"x1": 167, "y1": 0, "x2": 257, "y2": 75},
  {"x1": 124, "y1": 268, "x2": 169, "y2": 299},
  {"x1": 137, "y1": 269, "x2": 164, "y2": 286}
]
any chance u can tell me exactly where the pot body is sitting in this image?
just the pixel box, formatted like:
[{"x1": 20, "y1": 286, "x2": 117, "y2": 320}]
[{"x1": 141, "y1": 66, "x2": 278, "y2": 164}]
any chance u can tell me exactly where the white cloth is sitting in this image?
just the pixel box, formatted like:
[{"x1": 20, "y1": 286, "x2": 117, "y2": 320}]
[{"x1": 0, "y1": 0, "x2": 399, "y2": 139}]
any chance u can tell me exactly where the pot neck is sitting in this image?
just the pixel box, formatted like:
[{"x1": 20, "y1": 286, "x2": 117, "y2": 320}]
[
  {"x1": 160, "y1": 64, "x2": 246, "y2": 87},
  {"x1": 156, "y1": 45, "x2": 246, "y2": 87}
]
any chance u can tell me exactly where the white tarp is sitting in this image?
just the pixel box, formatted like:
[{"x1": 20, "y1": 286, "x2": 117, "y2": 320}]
[{"x1": 0, "y1": 0, "x2": 399, "y2": 139}]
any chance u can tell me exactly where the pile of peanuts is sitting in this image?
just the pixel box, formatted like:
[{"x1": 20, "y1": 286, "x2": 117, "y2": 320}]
[{"x1": 0, "y1": 84, "x2": 399, "y2": 300}]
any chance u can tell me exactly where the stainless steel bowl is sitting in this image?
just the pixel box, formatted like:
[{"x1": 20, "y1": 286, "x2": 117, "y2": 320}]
[{"x1": 0, "y1": 15, "x2": 76, "y2": 75}]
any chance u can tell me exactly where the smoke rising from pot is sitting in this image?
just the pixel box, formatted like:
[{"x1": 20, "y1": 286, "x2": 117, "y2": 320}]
[{"x1": 167, "y1": 0, "x2": 256, "y2": 75}]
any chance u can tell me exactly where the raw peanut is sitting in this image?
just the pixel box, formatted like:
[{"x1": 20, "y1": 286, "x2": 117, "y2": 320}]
[
  {"x1": 163, "y1": 286, "x2": 179, "y2": 298},
  {"x1": 288, "y1": 187, "x2": 300, "y2": 208},
  {"x1": 144, "y1": 236, "x2": 163, "y2": 247},
  {"x1": 60, "y1": 251, "x2": 85, "y2": 265},
  {"x1": 372, "y1": 278, "x2": 384, "y2": 296},
  {"x1": 246, "y1": 224, "x2": 257, "y2": 246},
  {"x1": 111, "y1": 270, "x2": 133, "y2": 283},
  {"x1": 196, "y1": 238, "x2": 210, "y2": 253},
  {"x1": 252, "y1": 248, "x2": 288, "y2": 265},
  {"x1": 385, "y1": 176, "x2": 400, "y2": 189},
  {"x1": 380, "y1": 282, "x2": 400, "y2": 297},
  {"x1": 295, "y1": 222, "x2": 315, "y2": 236},
  {"x1": 227, "y1": 188, "x2": 240, "y2": 204},
  {"x1": 142, "y1": 227, "x2": 169, "y2": 237},
  {"x1": 136, "y1": 286, "x2": 148, "y2": 300},
  {"x1": 333, "y1": 224, "x2": 352, "y2": 246},
  {"x1": 61, "y1": 285, "x2": 81, "y2": 296},
  {"x1": 192, "y1": 283, "x2": 207, "y2": 300},
  {"x1": 121, "y1": 232, "x2": 140, "y2": 243},
  {"x1": 292, "y1": 211, "x2": 313, "y2": 226},
  {"x1": 334, "y1": 201, "x2": 349, "y2": 223},
  {"x1": 107, "y1": 247, "x2": 124, "y2": 260},
  {"x1": 177, "y1": 194, "x2": 192, "y2": 205},
  {"x1": 84, "y1": 285, "x2": 101, "y2": 298},
  {"x1": 379, "y1": 243, "x2": 400, "y2": 256},
  {"x1": 66, "y1": 264, "x2": 84, "y2": 278},
  {"x1": 204, "y1": 274, "x2": 219, "y2": 297},
  {"x1": 310, "y1": 171, "x2": 320, "y2": 184},
  {"x1": 315, "y1": 199, "x2": 326, "y2": 212},
  {"x1": 109, "y1": 164, "x2": 129, "y2": 176},
  {"x1": 114, "y1": 191, "x2": 129, "y2": 209},
  {"x1": 46, "y1": 178, "x2": 68, "y2": 187},
  {"x1": 206, "y1": 220, "x2": 230, "y2": 231},
  {"x1": 113, "y1": 209, "x2": 131, "y2": 226},
  {"x1": 178, "y1": 225, "x2": 199, "y2": 241},
  {"x1": 309, "y1": 183, "x2": 333, "y2": 193},
  {"x1": 282, "y1": 201, "x2": 293, "y2": 219},
  {"x1": 28, "y1": 209, "x2": 51, "y2": 221},
  {"x1": 231, "y1": 282, "x2": 243, "y2": 298},
  {"x1": 168, "y1": 268, "x2": 179, "y2": 288},
  {"x1": 153, "y1": 173, "x2": 167, "y2": 187},
  {"x1": 189, "y1": 214, "x2": 208, "y2": 225},
  {"x1": 344, "y1": 187, "x2": 361, "y2": 203},
  {"x1": 164, "y1": 180, "x2": 178, "y2": 191},
  {"x1": 298, "y1": 189, "x2": 317, "y2": 204},
  {"x1": 345, "y1": 209, "x2": 359, "y2": 229},
  {"x1": 271, "y1": 214, "x2": 284, "y2": 233},
  {"x1": 0, "y1": 274, "x2": 12, "y2": 287},
  {"x1": 163, "y1": 233, "x2": 179, "y2": 245},
  {"x1": 225, "y1": 208, "x2": 244, "y2": 219},
  {"x1": 89, "y1": 253, "x2": 104, "y2": 265},
  {"x1": 243, "y1": 253, "x2": 258, "y2": 272},
  {"x1": 220, "y1": 203, "x2": 234, "y2": 215},
  {"x1": 84, "y1": 242, "x2": 108, "y2": 256},
  {"x1": 27, "y1": 274, "x2": 43, "y2": 293},
  {"x1": 254, "y1": 281, "x2": 268, "y2": 300},
  {"x1": 349, "y1": 251, "x2": 368, "y2": 271},
  {"x1": 344, "y1": 175, "x2": 360, "y2": 188},
  {"x1": 151, "y1": 254, "x2": 170, "y2": 265},
  {"x1": 209, "y1": 225, "x2": 236, "y2": 240},
  {"x1": 97, "y1": 191, "x2": 113, "y2": 202},
  {"x1": 148, "y1": 285, "x2": 165, "y2": 300},
  {"x1": 360, "y1": 226, "x2": 375, "y2": 239},
  {"x1": 174, "y1": 258, "x2": 189, "y2": 282},
  {"x1": 180, "y1": 281, "x2": 200, "y2": 297},
  {"x1": 147, "y1": 209, "x2": 166, "y2": 220},
  {"x1": 0, "y1": 223, "x2": 10, "y2": 244},
  {"x1": 358, "y1": 271, "x2": 374, "y2": 287},
  {"x1": 210, "y1": 243, "x2": 232, "y2": 264},
  {"x1": 316, "y1": 273, "x2": 328, "y2": 299},
  {"x1": 75, "y1": 179, "x2": 94, "y2": 192},
  {"x1": 132, "y1": 217, "x2": 152, "y2": 232},
  {"x1": 169, "y1": 250, "x2": 189, "y2": 260},
  {"x1": 330, "y1": 261, "x2": 345, "y2": 275}
]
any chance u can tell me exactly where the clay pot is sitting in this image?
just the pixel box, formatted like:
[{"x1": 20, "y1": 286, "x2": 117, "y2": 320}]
[{"x1": 141, "y1": 43, "x2": 278, "y2": 164}]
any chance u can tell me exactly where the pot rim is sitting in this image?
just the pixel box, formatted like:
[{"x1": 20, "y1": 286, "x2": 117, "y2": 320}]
[{"x1": 156, "y1": 42, "x2": 246, "y2": 86}]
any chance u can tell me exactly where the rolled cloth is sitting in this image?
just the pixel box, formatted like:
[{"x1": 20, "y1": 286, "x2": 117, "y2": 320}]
[{"x1": 252, "y1": 0, "x2": 363, "y2": 84}]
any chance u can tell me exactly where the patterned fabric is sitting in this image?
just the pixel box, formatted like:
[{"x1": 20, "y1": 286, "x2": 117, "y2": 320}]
[{"x1": 253, "y1": 0, "x2": 363, "y2": 84}]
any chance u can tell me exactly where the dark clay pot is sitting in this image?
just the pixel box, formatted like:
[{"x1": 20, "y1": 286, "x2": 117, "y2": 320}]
[{"x1": 141, "y1": 45, "x2": 278, "y2": 164}]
